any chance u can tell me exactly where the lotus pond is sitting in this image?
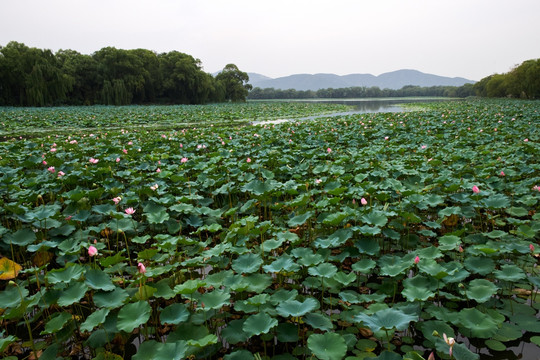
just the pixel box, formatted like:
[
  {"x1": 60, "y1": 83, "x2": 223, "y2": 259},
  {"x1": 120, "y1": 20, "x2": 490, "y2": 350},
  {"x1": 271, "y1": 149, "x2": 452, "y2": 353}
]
[{"x1": 0, "y1": 99, "x2": 539, "y2": 360}]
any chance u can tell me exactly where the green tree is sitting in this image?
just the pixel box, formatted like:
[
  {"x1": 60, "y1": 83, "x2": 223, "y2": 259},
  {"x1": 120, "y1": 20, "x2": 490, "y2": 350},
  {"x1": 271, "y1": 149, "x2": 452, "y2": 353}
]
[{"x1": 215, "y1": 64, "x2": 252, "y2": 102}]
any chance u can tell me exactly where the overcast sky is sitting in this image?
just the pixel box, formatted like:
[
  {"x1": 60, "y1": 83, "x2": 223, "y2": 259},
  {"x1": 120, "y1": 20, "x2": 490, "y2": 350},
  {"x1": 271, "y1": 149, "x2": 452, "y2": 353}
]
[{"x1": 1, "y1": 0, "x2": 539, "y2": 81}]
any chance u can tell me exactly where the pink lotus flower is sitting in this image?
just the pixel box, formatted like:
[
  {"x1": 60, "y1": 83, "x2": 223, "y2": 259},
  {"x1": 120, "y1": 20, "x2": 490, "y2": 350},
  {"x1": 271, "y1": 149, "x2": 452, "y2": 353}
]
[
  {"x1": 247, "y1": 158, "x2": 252, "y2": 163},
  {"x1": 533, "y1": 185, "x2": 540, "y2": 191},
  {"x1": 89, "y1": 158, "x2": 99, "y2": 164},
  {"x1": 524, "y1": 138, "x2": 529, "y2": 142},
  {"x1": 530, "y1": 244, "x2": 535, "y2": 253},
  {"x1": 88, "y1": 245, "x2": 98, "y2": 257},
  {"x1": 327, "y1": 147, "x2": 332, "y2": 153},
  {"x1": 156, "y1": 168, "x2": 161, "y2": 173},
  {"x1": 116, "y1": 157, "x2": 120, "y2": 163},
  {"x1": 50, "y1": 148, "x2": 57, "y2": 152},
  {"x1": 150, "y1": 184, "x2": 159, "y2": 191},
  {"x1": 47, "y1": 166, "x2": 55, "y2": 173},
  {"x1": 122, "y1": 149, "x2": 128, "y2": 154},
  {"x1": 472, "y1": 185, "x2": 480, "y2": 194},
  {"x1": 127, "y1": 141, "x2": 133, "y2": 145},
  {"x1": 125, "y1": 207, "x2": 136, "y2": 215},
  {"x1": 443, "y1": 333, "x2": 456, "y2": 357},
  {"x1": 499, "y1": 171, "x2": 505, "y2": 176},
  {"x1": 421, "y1": 145, "x2": 427, "y2": 149},
  {"x1": 112, "y1": 196, "x2": 122, "y2": 205},
  {"x1": 414, "y1": 256, "x2": 420, "y2": 264},
  {"x1": 384, "y1": 136, "x2": 389, "y2": 140},
  {"x1": 315, "y1": 179, "x2": 322, "y2": 184},
  {"x1": 57, "y1": 171, "x2": 65, "y2": 177},
  {"x1": 181, "y1": 157, "x2": 188, "y2": 163},
  {"x1": 138, "y1": 262, "x2": 146, "y2": 274},
  {"x1": 42, "y1": 160, "x2": 47, "y2": 165},
  {"x1": 361, "y1": 198, "x2": 368, "y2": 206}
]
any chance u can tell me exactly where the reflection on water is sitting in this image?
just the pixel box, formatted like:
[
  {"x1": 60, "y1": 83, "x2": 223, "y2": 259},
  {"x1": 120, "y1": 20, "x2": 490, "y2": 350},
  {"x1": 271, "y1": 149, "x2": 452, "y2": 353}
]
[{"x1": 253, "y1": 98, "x2": 454, "y2": 125}]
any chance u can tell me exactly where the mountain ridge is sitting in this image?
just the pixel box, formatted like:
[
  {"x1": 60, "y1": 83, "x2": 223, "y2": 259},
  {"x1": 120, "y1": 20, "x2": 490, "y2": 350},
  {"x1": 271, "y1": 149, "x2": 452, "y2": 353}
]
[{"x1": 247, "y1": 69, "x2": 475, "y2": 91}]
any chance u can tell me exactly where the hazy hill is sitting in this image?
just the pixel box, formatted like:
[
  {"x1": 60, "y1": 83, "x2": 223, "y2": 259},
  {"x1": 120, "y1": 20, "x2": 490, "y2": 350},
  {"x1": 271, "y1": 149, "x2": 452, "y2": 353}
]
[{"x1": 248, "y1": 69, "x2": 475, "y2": 90}]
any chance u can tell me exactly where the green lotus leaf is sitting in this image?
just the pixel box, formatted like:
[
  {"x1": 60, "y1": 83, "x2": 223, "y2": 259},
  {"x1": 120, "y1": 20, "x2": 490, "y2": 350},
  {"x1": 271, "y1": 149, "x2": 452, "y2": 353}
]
[
  {"x1": 351, "y1": 258, "x2": 376, "y2": 273},
  {"x1": 80, "y1": 308, "x2": 110, "y2": 333},
  {"x1": 361, "y1": 211, "x2": 388, "y2": 227},
  {"x1": 493, "y1": 322, "x2": 523, "y2": 342},
  {"x1": 438, "y1": 235, "x2": 461, "y2": 251},
  {"x1": 307, "y1": 332, "x2": 347, "y2": 360},
  {"x1": 357, "y1": 225, "x2": 381, "y2": 235},
  {"x1": 304, "y1": 312, "x2": 334, "y2": 331},
  {"x1": 457, "y1": 308, "x2": 500, "y2": 338},
  {"x1": 243, "y1": 273, "x2": 273, "y2": 293},
  {"x1": 314, "y1": 228, "x2": 353, "y2": 248},
  {"x1": 418, "y1": 259, "x2": 449, "y2": 280},
  {"x1": 506, "y1": 206, "x2": 529, "y2": 217},
  {"x1": 334, "y1": 271, "x2": 357, "y2": 286},
  {"x1": 85, "y1": 269, "x2": 115, "y2": 291},
  {"x1": 199, "y1": 289, "x2": 230, "y2": 310},
  {"x1": 93, "y1": 287, "x2": 129, "y2": 308},
  {"x1": 57, "y1": 281, "x2": 88, "y2": 307},
  {"x1": 3, "y1": 228, "x2": 36, "y2": 246},
  {"x1": 402, "y1": 275, "x2": 437, "y2": 302},
  {"x1": 308, "y1": 263, "x2": 338, "y2": 278},
  {"x1": 270, "y1": 289, "x2": 299, "y2": 305},
  {"x1": 174, "y1": 279, "x2": 206, "y2": 294},
  {"x1": 276, "y1": 231, "x2": 301, "y2": 245},
  {"x1": 41, "y1": 311, "x2": 72, "y2": 335},
  {"x1": 494, "y1": 264, "x2": 526, "y2": 282},
  {"x1": 261, "y1": 237, "x2": 285, "y2": 251},
  {"x1": 117, "y1": 301, "x2": 152, "y2": 333},
  {"x1": 482, "y1": 194, "x2": 510, "y2": 209},
  {"x1": 0, "y1": 284, "x2": 29, "y2": 308},
  {"x1": 47, "y1": 263, "x2": 84, "y2": 284},
  {"x1": 263, "y1": 254, "x2": 301, "y2": 273},
  {"x1": 276, "y1": 322, "x2": 299, "y2": 342},
  {"x1": 466, "y1": 279, "x2": 499, "y2": 303},
  {"x1": 29, "y1": 203, "x2": 61, "y2": 220},
  {"x1": 512, "y1": 314, "x2": 540, "y2": 332},
  {"x1": 485, "y1": 339, "x2": 506, "y2": 352},
  {"x1": 464, "y1": 256, "x2": 495, "y2": 276},
  {"x1": 222, "y1": 319, "x2": 249, "y2": 345},
  {"x1": 354, "y1": 238, "x2": 380, "y2": 255},
  {"x1": 484, "y1": 230, "x2": 507, "y2": 239},
  {"x1": 416, "y1": 319, "x2": 455, "y2": 345},
  {"x1": 232, "y1": 253, "x2": 263, "y2": 274},
  {"x1": 517, "y1": 224, "x2": 537, "y2": 238},
  {"x1": 276, "y1": 297, "x2": 319, "y2": 317},
  {"x1": 131, "y1": 235, "x2": 151, "y2": 244},
  {"x1": 224, "y1": 350, "x2": 254, "y2": 360},
  {"x1": 354, "y1": 308, "x2": 417, "y2": 332},
  {"x1": 243, "y1": 179, "x2": 274, "y2": 196},
  {"x1": 438, "y1": 206, "x2": 462, "y2": 217},
  {"x1": 153, "y1": 278, "x2": 176, "y2": 299},
  {"x1": 133, "y1": 340, "x2": 187, "y2": 360},
  {"x1": 146, "y1": 210, "x2": 170, "y2": 224},
  {"x1": 322, "y1": 212, "x2": 349, "y2": 226},
  {"x1": 373, "y1": 351, "x2": 402, "y2": 360},
  {"x1": 242, "y1": 312, "x2": 278, "y2": 337},
  {"x1": 288, "y1": 211, "x2": 314, "y2": 227},
  {"x1": 0, "y1": 333, "x2": 18, "y2": 353},
  {"x1": 159, "y1": 303, "x2": 190, "y2": 325}
]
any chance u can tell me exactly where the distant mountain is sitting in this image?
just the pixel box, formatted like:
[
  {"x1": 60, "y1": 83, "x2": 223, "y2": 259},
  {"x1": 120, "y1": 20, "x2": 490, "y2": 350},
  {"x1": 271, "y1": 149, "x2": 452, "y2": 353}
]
[{"x1": 247, "y1": 69, "x2": 475, "y2": 91}]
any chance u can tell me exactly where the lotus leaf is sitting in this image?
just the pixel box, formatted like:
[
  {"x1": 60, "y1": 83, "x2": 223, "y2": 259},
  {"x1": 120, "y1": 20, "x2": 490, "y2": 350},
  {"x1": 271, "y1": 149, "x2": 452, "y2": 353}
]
[
  {"x1": 307, "y1": 332, "x2": 347, "y2": 360},
  {"x1": 242, "y1": 312, "x2": 278, "y2": 337},
  {"x1": 276, "y1": 298, "x2": 319, "y2": 317},
  {"x1": 116, "y1": 301, "x2": 152, "y2": 333}
]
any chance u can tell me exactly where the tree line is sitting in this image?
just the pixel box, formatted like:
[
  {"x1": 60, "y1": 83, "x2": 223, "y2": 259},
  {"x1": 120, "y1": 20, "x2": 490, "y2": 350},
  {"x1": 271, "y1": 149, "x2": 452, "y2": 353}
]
[
  {"x1": 248, "y1": 84, "x2": 475, "y2": 100},
  {"x1": 473, "y1": 59, "x2": 540, "y2": 99},
  {"x1": 248, "y1": 58, "x2": 540, "y2": 100},
  {"x1": 0, "y1": 41, "x2": 252, "y2": 106}
]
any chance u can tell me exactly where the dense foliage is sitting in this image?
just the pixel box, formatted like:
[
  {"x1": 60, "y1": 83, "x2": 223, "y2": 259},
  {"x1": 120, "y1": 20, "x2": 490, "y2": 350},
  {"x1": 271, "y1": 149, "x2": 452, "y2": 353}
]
[
  {"x1": 0, "y1": 42, "x2": 251, "y2": 106},
  {"x1": 248, "y1": 84, "x2": 475, "y2": 100},
  {"x1": 474, "y1": 59, "x2": 540, "y2": 99},
  {"x1": 0, "y1": 100, "x2": 539, "y2": 360}
]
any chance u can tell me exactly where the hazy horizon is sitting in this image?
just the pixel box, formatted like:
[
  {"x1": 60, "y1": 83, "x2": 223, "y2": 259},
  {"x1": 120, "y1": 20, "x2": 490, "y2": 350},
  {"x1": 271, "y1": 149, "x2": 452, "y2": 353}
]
[{"x1": 1, "y1": 0, "x2": 539, "y2": 81}]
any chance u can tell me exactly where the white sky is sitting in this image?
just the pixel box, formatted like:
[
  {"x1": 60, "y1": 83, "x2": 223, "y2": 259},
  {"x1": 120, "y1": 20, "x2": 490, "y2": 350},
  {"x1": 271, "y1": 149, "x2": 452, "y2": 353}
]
[{"x1": 1, "y1": 0, "x2": 539, "y2": 81}]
